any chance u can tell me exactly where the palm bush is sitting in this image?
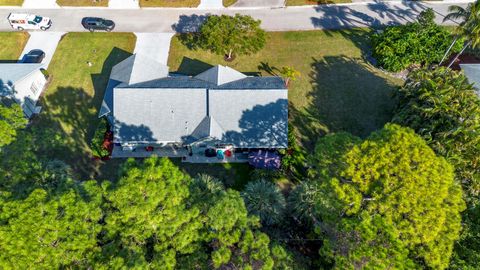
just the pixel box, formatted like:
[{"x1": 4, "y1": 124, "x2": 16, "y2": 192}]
[
  {"x1": 242, "y1": 180, "x2": 286, "y2": 226},
  {"x1": 372, "y1": 8, "x2": 463, "y2": 72}
]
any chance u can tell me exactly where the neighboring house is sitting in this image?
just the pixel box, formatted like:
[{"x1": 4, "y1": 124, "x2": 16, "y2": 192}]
[
  {"x1": 99, "y1": 54, "x2": 288, "y2": 161},
  {"x1": 460, "y1": 64, "x2": 480, "y2": 97},
  {"x1": 0, "y1": 63, "x2": 47, "y2": 118}
]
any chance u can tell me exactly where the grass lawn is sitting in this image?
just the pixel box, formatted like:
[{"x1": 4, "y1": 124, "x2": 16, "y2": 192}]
[
  {"x1": 223, "y1": 0, "x2": 236, "y2": 7},
  {"x1": 0, "y1": 32, "x2": 29, "y2": 61},
  {"x1": 56, "y1": 0, "x2": 108, "y2": 6},
  {"x1": 33, "y1": 33, "x2": 136, "y2": 180},
  {"x1": 139, "y1": 0, "x2": 200, "y2": 7},
  {"x1": 0, "y1": 0, "x2": 22, "y2": 5},
  {"x1": 286, "y1": 0, "x2": 351, "y2": 5},
  {"x1": 168, "y1": 30, "x2": 402, "y2": 148}
]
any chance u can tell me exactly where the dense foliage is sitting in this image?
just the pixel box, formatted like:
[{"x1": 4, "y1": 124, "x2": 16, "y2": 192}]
[
  {"x1": 392, "y1": 67, "x2": 480, "y2": 269},
  {"x1": 242, "y1": 180, "x2": 286, "y2": 226},
  {"x1": 302, "y1": 124, "x2": 465, "y2": 269},
  {"x1": 0, "y1": 103, "x2": 27, "y2": 148},
  {"x1": 371, "y1": 9, "x2": 463, "y2": 72},
  {"x1": 90, "y1": 117, "x2": 110, "y2": 158},
  {"x1": 198, "y1": 14, "x2": 266, "y2": 60}
]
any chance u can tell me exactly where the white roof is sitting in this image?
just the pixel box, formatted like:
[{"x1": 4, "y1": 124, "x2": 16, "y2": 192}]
[{"x1": 8, "y1": 13, "x2": 30, "y2": 20}]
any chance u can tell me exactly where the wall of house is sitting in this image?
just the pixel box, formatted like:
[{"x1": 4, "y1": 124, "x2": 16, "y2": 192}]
[{"x1": 13, "y1": 70, "x2": 47, "y2": 117}]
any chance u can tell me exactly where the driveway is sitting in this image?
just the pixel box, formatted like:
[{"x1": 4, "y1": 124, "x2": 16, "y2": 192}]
[
  {"x1": 19, "y1": 32, "x2": 65, "y2": 68},
  {"x1": 232, "y1": 0, "x2": 284, "y2": 7},
  {"x1": 134, "y1": 33, "x2": 174, "y2": 65}
]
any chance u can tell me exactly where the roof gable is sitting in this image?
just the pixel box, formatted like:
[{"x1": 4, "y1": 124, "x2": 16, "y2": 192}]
[
  {"x1": 0, "y1": 63, "x2": 44, "y2": 86},
  {"x1": 194, "y1": 65, "x2": 247, "y2": 85},
  {"x1": 110, "y1": 54, "x2": 169, "y2": 85}
]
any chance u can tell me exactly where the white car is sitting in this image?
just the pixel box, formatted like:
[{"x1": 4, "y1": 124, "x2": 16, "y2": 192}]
[{"x1": 7, "y1": 13, "x2": 52, "y2": 31}]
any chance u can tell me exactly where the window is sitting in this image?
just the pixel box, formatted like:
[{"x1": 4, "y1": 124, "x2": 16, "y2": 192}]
[
  {"x1": 33, "y1": 16, "x2": 42, "y2": 23},
  {"x1": 30, "y1": 82, "x2": 39, "y2": 95}
]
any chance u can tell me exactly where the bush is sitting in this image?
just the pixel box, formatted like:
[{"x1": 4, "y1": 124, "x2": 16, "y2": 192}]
[
  {"x1": 278, "y1": 125, "x2": 306, "y2": 181},
  {"x1": 242, "y1": 180, "x2": 286, "y2": 226},
  {"x1": 371, "y1": 8, "x2": 463, "y2": 72},
  {"x1": 90, "y1": 118, "x2": 110, "y2": 158}
]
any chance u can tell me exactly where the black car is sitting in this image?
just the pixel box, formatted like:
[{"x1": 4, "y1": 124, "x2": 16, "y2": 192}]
[
  {"x1": 21, "y1": 49, "x2": 45, "y2": 63},
  {"x1": 81, "y1": 17, "x2": 115, "y2": 32}
]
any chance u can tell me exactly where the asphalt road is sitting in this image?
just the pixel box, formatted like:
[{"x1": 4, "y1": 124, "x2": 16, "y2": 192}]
[{"x1": 0, "y1": 1, "x2": 468, "y2": 33}]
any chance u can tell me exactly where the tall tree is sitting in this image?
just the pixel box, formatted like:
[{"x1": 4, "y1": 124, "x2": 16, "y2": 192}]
[
  {"x1": 305, "y1": 124, "x2": 465, "y2": 269},
  {"x1": 443, "y1": 0, "x2": 480, "y2": 68},
  {"x1": 0, "y1": 180, "x2": 103, "y2": 269},
  {"x1": 100, "y1": 157, "x2": 203, "y2": 269},
  {"x1": 0, "y1": 103, "x2": 27, "y2": 148},
  {"x1": 242, "y1": 180, "x2": 286, "y2": 226},
  {"x1": 198, "y1": 14, "x2": 266, "y2": 60}
]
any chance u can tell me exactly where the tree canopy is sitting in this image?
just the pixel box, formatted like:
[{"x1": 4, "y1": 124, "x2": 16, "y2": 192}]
[
  {"x1": 198, "y1": 14, "x2": 266, "y2": 60},
  {"x1": 0, "y1": 103, "x2": 27, "y2": 148},
  {"x1": 304, "y1": 124, "x2": 465, "y2": 269}
]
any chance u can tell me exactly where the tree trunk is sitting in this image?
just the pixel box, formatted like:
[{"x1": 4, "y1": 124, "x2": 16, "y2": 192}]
[
  {"x1": 447, "y1": 40, "x2": 472, "y2": 69},
  {"x1": 227, "y1": 49, "x2": 233, "y2": 60},
  {"x1": 285, "y1": 77, "x2": 290, "y2": 87},
  {"x1": 439, "y1": 36, "x2": 458, "y2": 65}
]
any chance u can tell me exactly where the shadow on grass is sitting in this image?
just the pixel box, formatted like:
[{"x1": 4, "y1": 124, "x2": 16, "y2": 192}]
[
  {"x1": 292, "y1": 55, "x2": 398, "y2": 148},
  {"x1": 31, "y1": 47, "x2": 132, "y2": 181},
  {"x1": 176, "y1": 56, "x2": 213, "y2": 75}
]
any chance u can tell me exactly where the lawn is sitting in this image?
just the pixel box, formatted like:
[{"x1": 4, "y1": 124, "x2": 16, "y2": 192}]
[
  {"x1": 223, "y1": 0, "x2": 236, "y2": 7},
  {"x1": 56, "y1": 0, "x2": 108, "y2": 6},
  {"x1": 168, "y1": 30, "x2": 402, "y2": 148},
  {"x1": 286, "y1": 0, "x2": 351, "y2": 5},
  {"x1": 139, "y1": 0, "x2": 200, "y2": 7},
  {"x1": 0, "y1": 0, "x2": 23, "y2": 5},
  {"x1": 0, "y1": 32, "x2": 28, "y2": 61},
  {"x1": 33, "y1": 33, "x2": 136, "y2": 180}
]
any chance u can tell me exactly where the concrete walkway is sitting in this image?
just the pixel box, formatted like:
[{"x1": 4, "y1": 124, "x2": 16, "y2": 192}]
[
  {"x1": 232, "y1": 0, "x2": 284, "y2": 7},
  {"x1": 109, "y1": 0, "x2": 140, "y2": 9},
  {"x1": 19, "y1": 32, "x2": 64, "y2": 68},
  {"x1": 22, "y1": 0, "x2": 58, "y2": 8},
  {"x1": 198, "y1": 0, "x2": 224, "y2": 9},
  {"x1": 134, "y1": 33, "x2": 174, "y2": 64}
]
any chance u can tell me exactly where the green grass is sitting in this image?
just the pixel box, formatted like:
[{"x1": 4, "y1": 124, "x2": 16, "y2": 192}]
[
  {"x1": 0, "y1": 32, "x2": 28, "y2": 61},
  {"x1": 139, "y1": 0, "x2": 200, "y2": 7},
  {"x1": 0, "y1": 0, "x2": 23, "y2": 5},
  {"x1": 56, "y1": 0, "x2": 108, "y2": 6},
  {"x1": 223, "y1": 0, "x2": 236, "y2": 7},
  {"x1": 286, "y1": 0, "x2": 351, "y2": 5},
  {"x1": 33, "y1": 33, "x2": 136, "y2": 180},
  {"x1": 168, "y1": 30, "x2": 402, "y2": 148}
]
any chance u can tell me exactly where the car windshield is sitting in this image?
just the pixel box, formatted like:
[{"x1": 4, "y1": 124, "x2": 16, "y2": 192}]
[{"x1": 33, "y1": 16, "x2": 42, "y2": 23}]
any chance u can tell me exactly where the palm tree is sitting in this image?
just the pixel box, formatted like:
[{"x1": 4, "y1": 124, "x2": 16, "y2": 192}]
[
  {"x1": 279, "y1": 66, "x2": 300, "y2": 87},
  {"x1": 441, "y1": 1, "x2": 480, "y2": 68}
]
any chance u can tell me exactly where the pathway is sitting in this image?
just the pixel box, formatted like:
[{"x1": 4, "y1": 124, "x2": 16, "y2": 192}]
[
  {"x1": 134, "y1": 32, "x2": 174, "y2": 64},
  {"x1": 198, "y1": 0, "x2": 224, "y2": 9},
  {"x1": 0, "y1": 1, "x2": 471, "y2": 32},
  {"x1": 232, "y1": 0, "x2": 284, "y2": 7},
  {"x1": 109, "y1": 0, "x2": 139, "y2": 9},
  {"x1": 22, "y1": 0, "x2": 58, "y2": 8},
  {"x1": 19, "y1": 31, "x2": 64, "y2": 67}
]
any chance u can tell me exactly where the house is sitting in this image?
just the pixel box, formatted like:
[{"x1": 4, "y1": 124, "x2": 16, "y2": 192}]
[
  {"x1": 460, "y1": 64, "x2": 480, "y2": 97},
  {"x1": 0, "y1": 63, "x2": 47, "y2": 118},
  {"x1": 99, "y1": 54, "x2": 288, "y2": 161}
]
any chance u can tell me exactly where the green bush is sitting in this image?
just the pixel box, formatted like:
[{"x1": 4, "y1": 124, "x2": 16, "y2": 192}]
[
  {"x1": 371, "y1": 8, "x2": 463, "y2": 72},
  {"x1": 90, "y1": 118, "x2": 109, "y2": 158}
]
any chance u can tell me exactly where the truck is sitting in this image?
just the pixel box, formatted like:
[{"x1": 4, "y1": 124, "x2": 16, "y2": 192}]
[{"x1": 7, "y1": 13, "x2": 52, "y2": 31}]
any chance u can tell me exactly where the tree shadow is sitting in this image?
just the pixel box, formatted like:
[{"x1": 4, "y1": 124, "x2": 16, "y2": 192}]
[
  {"x1": 304, "y1": 55, "x2": 398, "y2": 141},
  {"x1": 113, "y1": 122, "x2": 156, "y2": 144},
  {"x1": 258, "y1": 62, "x2": 279, "y2": 76},
  {"x1": 171, "y1": 14, "x2": 209, "y2": 33},
  {"x1": 221, "y1": 99, "x2": 289, "y2": 148},
  {"x1": 291, "y1": 56, "x2": 399, "y2": 149}
]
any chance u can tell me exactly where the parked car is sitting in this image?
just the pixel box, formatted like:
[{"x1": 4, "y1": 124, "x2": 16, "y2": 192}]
[
  {"x1": 7, "y1": 13, "x2": 52, "y2": 31},
  {"x1": 20, "y1": 49, "x2": 45, "y2": 63},
  {"x1": 81, "y1": 17, "x2": 115, "y2": 32}
]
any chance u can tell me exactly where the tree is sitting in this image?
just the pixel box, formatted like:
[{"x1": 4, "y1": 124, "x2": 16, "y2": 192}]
[
  {"x1": 371, "y1": 8, "x2": 463, "y2": 72},
  {"x1": 100, "y1": 157, "x2": 203, "y2": 269},
  {"x1": 242, "y1": 180, "x2": 286, "y2": 226},
  {"x1": 392, "y1": 67, "x2": 480, "y2": 268},
  {"x1": 443, "y1": 0, "x2": 480, "y2": 68},
  {"x1": 279, "y1": 66, "x2": 300, "y2": 87},
  {"x1": 0, "y1": 180, "x2": 103, "y2": 269},
  {"x1": 0, "y1": 103, "x2": 27, "y2": 148},
  {"x1": 306, "y1": 124, "x2": 465, "y2": 269},
  {"x1": 198, "y1": 14, "x2": 266, "y2": 60}
]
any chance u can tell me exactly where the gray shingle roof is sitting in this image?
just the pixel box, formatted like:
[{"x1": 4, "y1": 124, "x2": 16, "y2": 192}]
[
  {"x1": 0, "y1": 64, "x2": 44, "y2": 95},
  {"x1": 460, "y1": 64, "x2": 480, "y2": 97},
  {"x1": 103, "y1": 56, "x2": 288, "y2": 148},
  {"x1": 110, "y1": 54, "x2": 169, "y2": 85}
]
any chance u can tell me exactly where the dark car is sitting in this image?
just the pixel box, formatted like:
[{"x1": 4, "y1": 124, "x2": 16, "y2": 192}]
[
  {"x1": 81, "y1": 17, "x2": 115, "y2": 32},
  {"x1": 21, "y1": 49, "x2": 45, "y2": 63}
]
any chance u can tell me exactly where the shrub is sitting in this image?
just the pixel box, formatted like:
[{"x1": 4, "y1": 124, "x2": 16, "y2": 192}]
[
  {"x1": 371, "y1": 8, "x2": 463, "y2": 72},
  {"x1": 90, "y1": 118, "x2": 110, "y2": 158},
  {"x1": 242, "y1": 180, "x2": 286, "y2": 226}
]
